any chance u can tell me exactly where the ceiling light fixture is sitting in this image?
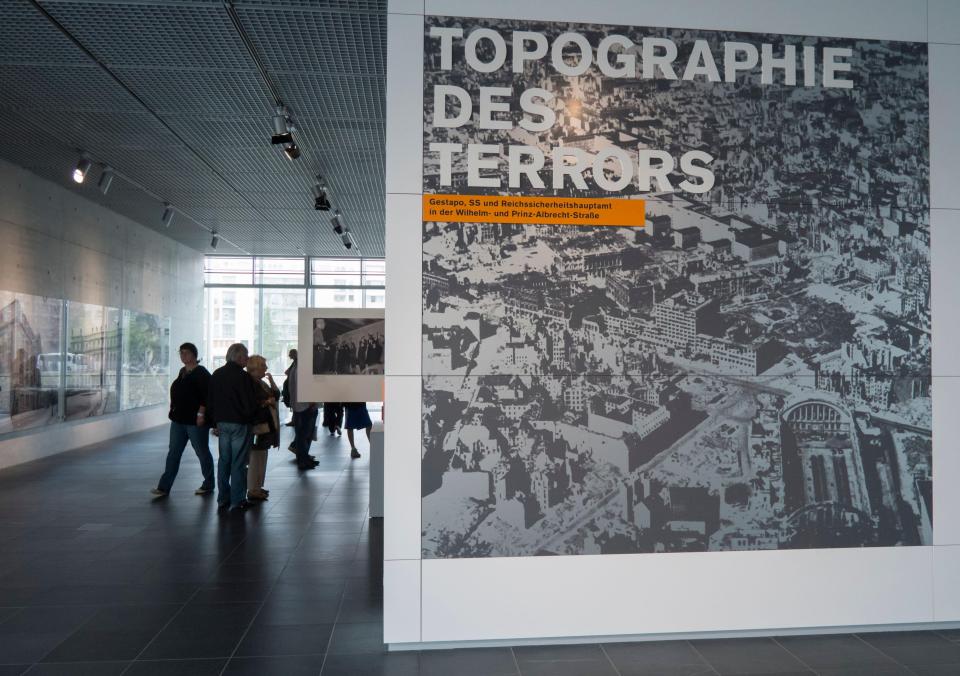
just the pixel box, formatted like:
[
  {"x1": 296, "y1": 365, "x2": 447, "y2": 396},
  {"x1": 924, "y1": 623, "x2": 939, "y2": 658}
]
[
  {"x1": 161, "y1": 203, "x2": 175, "y2": 228},
  {"x1": 341, "y1": 231, "x2": 353, "y2": 250},
  {"x1": 98, "y1": 166, "x2": 114, "y2": 195},
  {"x1": 210, "y1": 232, "x2": 220, "y2": 250},
  {"x1": 283, "y1": 143, "x2": 301, "y2": 160},
  {"x1": 72, "y1": 154, "x2": 92, "y2": 184},
  {"x1": 271, "y1": 106, "x2": 293, "y2": 145},
  {"x1": 331, "y1": 209, "x2": 345, "y2": 235}
]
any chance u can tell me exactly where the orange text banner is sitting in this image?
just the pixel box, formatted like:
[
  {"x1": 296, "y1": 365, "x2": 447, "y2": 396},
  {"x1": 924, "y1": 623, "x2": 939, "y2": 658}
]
[{"x1": 422, "y1": 194, "x2": 645, "y2": 227}]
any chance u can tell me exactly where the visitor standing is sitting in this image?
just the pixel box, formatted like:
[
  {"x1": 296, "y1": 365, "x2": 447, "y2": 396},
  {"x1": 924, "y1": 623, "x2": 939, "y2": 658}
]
[
  {"x1": 246, "y1": 355, "x2": 279, "y2": 501},
  {"x1": 322, "y1": 401, "x2": 343, "y2": 437},
  {"x1": 344, "y1": 402, "x2": 372, "y2": 459},
  {"x1": 207, "y1": 343, "x2": 259, "y2": 513},
  {"x1": 151, "y1": 343, "x2": 213, "y2": 497},
  {"x1": 288, "y1": 355, "x2": 320, "y2": 470}
]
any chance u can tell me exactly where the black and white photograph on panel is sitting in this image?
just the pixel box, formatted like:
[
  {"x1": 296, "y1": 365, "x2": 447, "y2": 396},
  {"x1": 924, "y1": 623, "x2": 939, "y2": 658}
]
[
  {"x1": 312, "y1": 318, "x2": 385, "y2": 376},
  {"x1": 420, "y1": 16, "x2": 932, "y2": 558}
]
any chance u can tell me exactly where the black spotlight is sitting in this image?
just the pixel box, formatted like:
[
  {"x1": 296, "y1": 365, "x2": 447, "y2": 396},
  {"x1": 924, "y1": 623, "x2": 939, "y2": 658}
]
[
  {"x1": 342, "y1": 232, "x2": 353, "y2": 250},
  {"x1": 314, "y1": 193, "x2": 332, "y2": 211},
  {"x1": 98, "y1": 166, "x2": 114, "y2": 195},
  {"x1": 331, "y1": 210, "x2": 345, "y2": 234},
  {"x1": 210, "y1": 232, "x2": 220, "y2": 250},
  {"x1": 283, "y1": 143, "x2": 301, "y2": 160},
  {"x1": 271, "y1": 131, "x2": 293, "y2": 145}
]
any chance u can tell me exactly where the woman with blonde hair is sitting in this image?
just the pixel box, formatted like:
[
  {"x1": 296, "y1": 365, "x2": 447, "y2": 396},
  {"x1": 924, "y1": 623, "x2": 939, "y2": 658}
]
[{"x1": 245, "y1": 355, "x2": 280, "y2": 501}]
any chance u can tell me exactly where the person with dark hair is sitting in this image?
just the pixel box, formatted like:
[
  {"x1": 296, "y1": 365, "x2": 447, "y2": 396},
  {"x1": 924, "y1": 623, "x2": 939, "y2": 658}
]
[
  {"x1": 344, "y1": 402, "x2": 372, "y2": 459},
  {"x1": 287, "y1": 354, "x2": 320, "y2": 471},
  {"x1": 322, "y1": 401, "x2": 343, "y2": 437},
  {"x1": 207, "y1": 343, "x2": 260, "y2": 513},
  {"x1": 151, "y1": 343, "x2": 214, "y2": 498}
]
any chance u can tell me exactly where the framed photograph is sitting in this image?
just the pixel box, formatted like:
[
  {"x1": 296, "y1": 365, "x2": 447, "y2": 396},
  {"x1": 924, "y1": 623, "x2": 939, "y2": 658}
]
[{"x1": 297, "y1": 308, "x2": 384, "y2": 403}]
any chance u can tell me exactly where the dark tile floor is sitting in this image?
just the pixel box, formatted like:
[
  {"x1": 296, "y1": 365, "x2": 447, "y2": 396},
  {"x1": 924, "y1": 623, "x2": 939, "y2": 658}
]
[{"x1": 0, "y1": 425, "x2": 958, "y2": 675}]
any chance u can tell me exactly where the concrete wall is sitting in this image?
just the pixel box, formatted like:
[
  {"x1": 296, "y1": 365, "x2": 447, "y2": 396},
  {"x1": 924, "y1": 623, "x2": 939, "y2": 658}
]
[{"x1": 0, "y1": 157, "x2": 204, "y2": 470}]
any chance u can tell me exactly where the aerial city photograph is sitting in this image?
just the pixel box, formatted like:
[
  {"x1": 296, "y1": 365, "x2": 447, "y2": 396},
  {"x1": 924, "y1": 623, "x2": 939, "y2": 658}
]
[{"x1": 419, "y1": 18, "x2": 931, "y2": 559}]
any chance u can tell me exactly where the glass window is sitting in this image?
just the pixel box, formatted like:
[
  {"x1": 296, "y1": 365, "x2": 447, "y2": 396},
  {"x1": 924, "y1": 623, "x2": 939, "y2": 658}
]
[
  {"x1": 255, "y1": 257, "x2": 306, "y2": 286},
  {"x1": 203, "y1": 288, "x2": 259, "y2": 370},
  {"x1": 201, "y1": 257, "x2": 384, "y2": 385},
  {"x1": 121, "y1": 310, "x2": 171, "y2": 411},
  {"x1": 362, "y1": 259, "x2": 386, "y2": 287},
  {"x1": 204, "y1": 257, "x2": 254, "y2": 285},
  {"x1": 65, "y1": 302, "x2": 121, "y2": 420},
  {"x1": 311, "y1": 288, "x2": 362, "y2": 309},
  {"x1": 311, "y1": 258, "x2": 361, "y2": 287},
  {"x1": 260, "y1": 288, "x2": 306, "y2": 389},
  {"x1": 0, "y1": 292, "x2": 62, "y2": 435},
  {"x1": 364, "y1": 289, "x2": 385, "y2": 308}
]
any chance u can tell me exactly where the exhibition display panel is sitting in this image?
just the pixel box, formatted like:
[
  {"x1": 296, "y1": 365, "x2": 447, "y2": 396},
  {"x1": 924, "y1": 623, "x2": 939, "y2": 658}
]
[{"x1": 384, "y1": 0, "x2": 958, "y2": 648}]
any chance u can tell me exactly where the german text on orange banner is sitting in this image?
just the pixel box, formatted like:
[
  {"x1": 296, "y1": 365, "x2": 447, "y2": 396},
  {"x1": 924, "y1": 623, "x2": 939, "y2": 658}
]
[{"x1": 422, "y1": 194, "x2": 645, "y2": 227}]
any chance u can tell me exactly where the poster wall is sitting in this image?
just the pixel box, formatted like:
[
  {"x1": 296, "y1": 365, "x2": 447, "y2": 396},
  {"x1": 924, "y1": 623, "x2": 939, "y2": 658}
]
[
  {"x1": 420, "y1": 17, "x2": 931, "y2": 558},
  {"x1": 0, "y1": 292, "x2": 170, "y2": 436}
]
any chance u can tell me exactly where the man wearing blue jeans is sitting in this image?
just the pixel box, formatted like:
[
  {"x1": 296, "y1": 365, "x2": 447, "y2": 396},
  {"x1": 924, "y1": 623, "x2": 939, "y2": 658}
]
[
  {"x1": 206, "y1": 343, "x2": 260, "y2": 513},
  {"x1": 153, "y1": 342, "x2": 213, "y2": 497},
  {"x1": 214, "y1": 421, "x2": 252, "y2": 511}
]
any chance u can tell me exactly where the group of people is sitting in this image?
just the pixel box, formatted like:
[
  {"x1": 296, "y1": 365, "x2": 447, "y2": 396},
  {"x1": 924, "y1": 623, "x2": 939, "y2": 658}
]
[
  {"x1": 314, "y1": 332, "x2": 384, "y2": 375},
  {"x1": 151, "y1": 342, "x2": 373, "y2": 513}
]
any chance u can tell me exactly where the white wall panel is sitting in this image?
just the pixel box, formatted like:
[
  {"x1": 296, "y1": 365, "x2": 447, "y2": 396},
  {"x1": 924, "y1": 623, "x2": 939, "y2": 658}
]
[
  {"x1": 389, "y1": 0, "x2": 425, "y2": 15},
  {"x1": 931, "y1": 209, "x2": 960, "y2": 376},
  {"x1": 934, "y1": 545, "x2": 960, "y2": 620},
  {"x1": 423, "y1": 0, "x2": 927, "y2": 42},
  {"x1": 384, "y1": 559, "x2": 422, "y2": 643},
  {"x1": 931, "y1": 45, "x2": 960, "y2": 210},
  {"x1": 421, "y1": 548, "x2": 934, "y2": 643},
  {"x1": 386, "y1": 12, "x2": 424, "y2": 195},
  {"x1": 929, "y1": 0, "x2": 960, "y2": 45},
  {"x1": 933, "y1": 375, "x2": 960, "y2": 545},
  {"x1": 384, "y1": 193, "x2": 422, "y2": 377},
  {"x1": 385, "y1": 0, "x2": 958, "y2": 648},
  {"x1": 384, "y1": 374, "x2": 423, "y2": 561}
]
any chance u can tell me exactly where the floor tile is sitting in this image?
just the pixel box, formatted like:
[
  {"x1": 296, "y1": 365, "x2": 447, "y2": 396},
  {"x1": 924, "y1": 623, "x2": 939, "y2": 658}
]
[
  {"x1": 517, "y1": 658, "x2": 618, "y2": 676},
  {"x1": 122, "y1": 659, "x2": 226, "y2": 676},
  {"x1": 234, "y1": 622, "x2": 332, "y2": 657},
  {"x1": 320, "y1": 652, "x2": 421, "y2": 676},
  {"x1": 857, "y1": 631, "x2": 960, "y2": 666},
  {"x1": 41, "y1": 605, "x2": 179, "y2": 662},
  {"x1": 690, "y1": 638, "x2": 807, "y2": 674},
  {"x1": 24, "y1": 662, "x2": 129, "y2": 675},
  {"x1": 601, "y1": 641, "x2": 713, "y2": 675},
  {"x1": 0, "y1": 606, "x2": 99, "y2": 663},
  {"x1": 774, "y1": 635, "x2": 898, "y2": 670},
  {"x1": 254, "y1": 599, "x2": 341, "y2": 626},
  {"x1": 911, "y1": 665, "x2": 960, "y2": 675},
  {"x1": 326, "y1": 622, "x2": 385, "y2": 656},
  {"x1": 222, "y1": 654, "x2": 326, "y2": 675},
  {"x1": 419, "y1": 648, "x2": 519, "y2": 676},
  {"x1": 139, "y1": 603, "x2": 259, "y2": 659}
]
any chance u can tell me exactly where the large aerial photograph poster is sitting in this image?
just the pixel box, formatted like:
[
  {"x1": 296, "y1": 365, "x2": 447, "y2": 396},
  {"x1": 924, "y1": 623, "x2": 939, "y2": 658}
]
[{"x1": 420, "y1": 16, "x2": 932, "y2": 558}]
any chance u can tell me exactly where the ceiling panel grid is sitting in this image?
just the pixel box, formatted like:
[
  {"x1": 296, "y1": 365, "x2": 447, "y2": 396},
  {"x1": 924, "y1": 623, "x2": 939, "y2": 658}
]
[{"x1": 0, "y1": 0, "x2": 387, "y2": 257}]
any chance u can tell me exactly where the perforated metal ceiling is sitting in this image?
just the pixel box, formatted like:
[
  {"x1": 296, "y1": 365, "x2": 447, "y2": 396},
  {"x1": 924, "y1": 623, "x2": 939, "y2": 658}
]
[{"x1": 0, "y1": 0, "x2": 387, "y2": 257}]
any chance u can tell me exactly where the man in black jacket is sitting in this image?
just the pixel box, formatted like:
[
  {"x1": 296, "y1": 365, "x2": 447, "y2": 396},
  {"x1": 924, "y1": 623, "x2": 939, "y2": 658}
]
[
  {"x1": 151, "y1": 343, "x2": 213, "y2": 497},
  {"x1": 206, "y1": 343, "x2": 259, "y2": 513}
]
